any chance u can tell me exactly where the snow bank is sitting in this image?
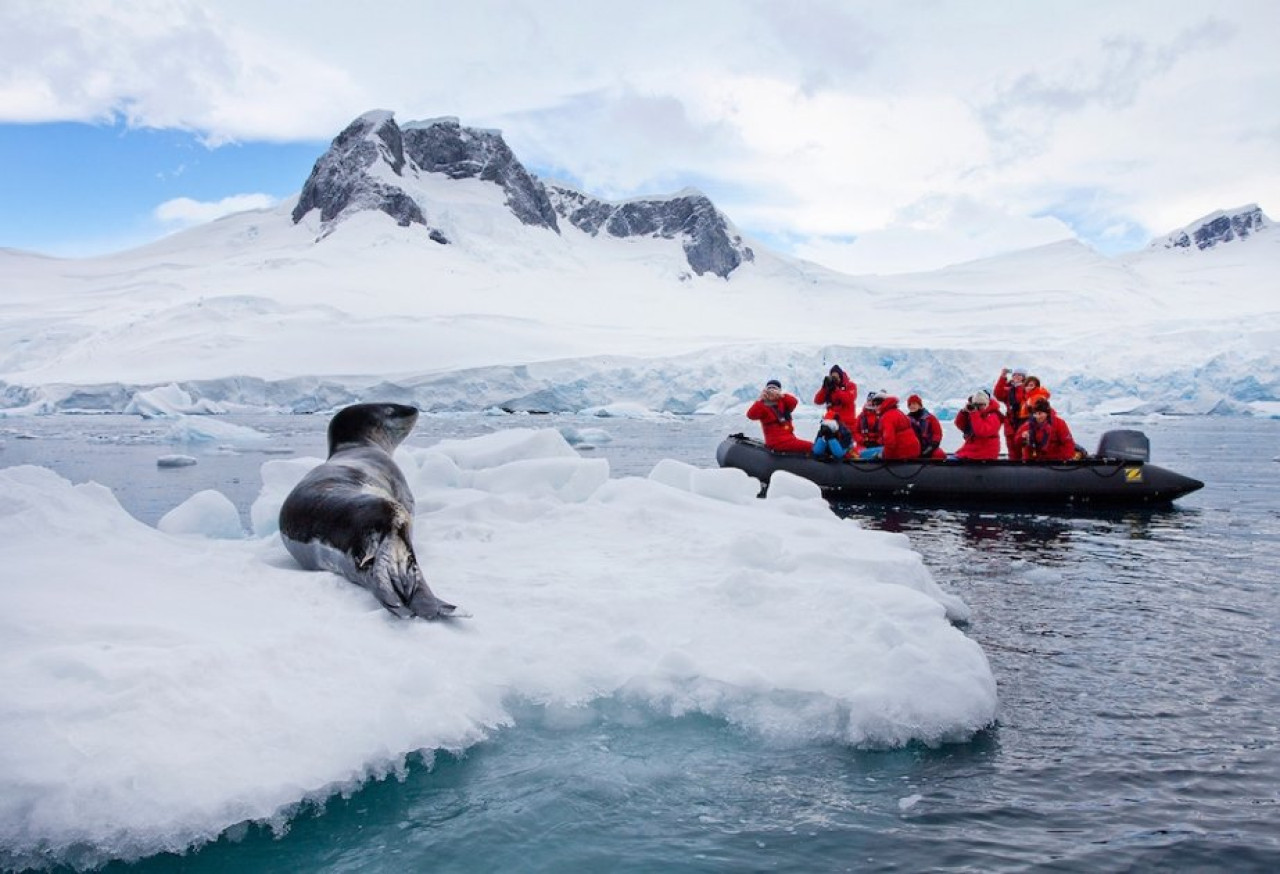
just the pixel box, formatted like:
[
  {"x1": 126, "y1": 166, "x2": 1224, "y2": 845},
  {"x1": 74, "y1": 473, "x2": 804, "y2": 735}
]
[{"x1": 0, "y1": 430, "x2": 994, "y2": 869}]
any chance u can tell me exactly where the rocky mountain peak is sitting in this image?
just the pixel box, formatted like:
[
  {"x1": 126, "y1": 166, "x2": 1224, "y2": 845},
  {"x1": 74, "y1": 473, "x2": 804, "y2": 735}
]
[
  {"x1": 400, "y1": 118, "x2": 559, "y2": 232},
  {"x1": 291, "y1": 112, "x2": 556, "y2": 239},
  {"x1": 291, "y1": 111, "x2": 432, "y2": 233},
  {"x1": 547, "y1": 184, "x2": 754, "y2": 278},
  {"x1": 1152, "y1": 204, "x2": 1270, "y2": 252},
  {"x1": 291, "y1": 110, "x2": 754, "y2": 277}
]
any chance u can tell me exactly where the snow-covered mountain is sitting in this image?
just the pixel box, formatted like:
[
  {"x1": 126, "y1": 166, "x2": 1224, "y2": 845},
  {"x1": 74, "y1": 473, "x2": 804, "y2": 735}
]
[
  {"x1": 1148, "y1": 204, "x2": 1268, "y2": 252},
  {"x1": 291, "y1": 110, "x2": 752, "y2": 278},
  {"x1": 0, "y1": 110, "x2": 1276, "y2": 417}
]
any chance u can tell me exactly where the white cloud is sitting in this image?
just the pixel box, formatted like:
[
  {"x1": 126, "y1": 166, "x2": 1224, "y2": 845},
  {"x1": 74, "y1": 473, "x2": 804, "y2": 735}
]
[
  {"x1": 0, "y1": 0, "x2": 366, "y2": 142},
  {"x1": 154, "y1": 193, "x2": 276, "y2": 227},
  {"x1": 791, "y1": 196, "x2": 1076, "y2": 275}
]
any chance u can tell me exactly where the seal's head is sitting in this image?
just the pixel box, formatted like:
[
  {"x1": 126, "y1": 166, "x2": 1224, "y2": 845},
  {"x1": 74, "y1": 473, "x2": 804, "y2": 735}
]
[{"x1": 327, "y1": 403, "x2": 419, "y2": 456}]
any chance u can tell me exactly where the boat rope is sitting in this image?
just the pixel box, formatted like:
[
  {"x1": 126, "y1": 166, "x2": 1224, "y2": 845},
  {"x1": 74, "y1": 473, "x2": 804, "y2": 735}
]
[
  {"x1": 847, "y1": 461, "x2": 927, "y2": 481},
  {"x1": 1078, "y1": 462, "x2": 1133, "y2": 480}
]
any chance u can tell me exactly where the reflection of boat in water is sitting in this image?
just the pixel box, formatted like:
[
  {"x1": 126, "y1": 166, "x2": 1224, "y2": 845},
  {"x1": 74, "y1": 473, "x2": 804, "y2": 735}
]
[{"x1": 716, "y1": 429, "x2": 1204, "y2": 508}]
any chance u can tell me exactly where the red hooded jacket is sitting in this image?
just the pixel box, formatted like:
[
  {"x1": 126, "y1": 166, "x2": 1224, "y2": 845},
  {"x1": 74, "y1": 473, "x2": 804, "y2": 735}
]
[
  {"x1": 813, "y1": 374, "x2": 859, "y2": 429},
  {"x1": 877, "y1": 397, "x2": 922, "y2": 460},
  {"x1": 1015, "y1": 410, "x2": 1076, "y2": 461},
  {"x1": 908, "y1": 408, "x2": 946, "y2": 458},
  {"x1": 954, "y1": 399, "x2": 1005, "y2": 460},
  {"x1": 994, "y1": 372, "x2": 1029, "y2": 432},
  {"x1": 747, "y1": 393, "x2": 812, "y2": 452}
]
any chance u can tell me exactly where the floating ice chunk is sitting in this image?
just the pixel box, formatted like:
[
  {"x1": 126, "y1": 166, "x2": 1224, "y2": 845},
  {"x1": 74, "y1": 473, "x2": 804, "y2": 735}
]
[
  {"x1": 766, "y1": 470, "x2": 822, "y2": 501},
  {"x1": 157, "y1": 454, "x2": 198, "y2": 468},
  {"x1": 558, "y1": 425, "x2": 613, "y2": 446},
  {"x1": 689, "y1": 467, "x2": 759, "y2": 504},
  {"x1": 126, "y1": 384, "x2": 226, "y2": 417},
  {"x1": 648, "y1": 458, "x2": 695, "y2": 491},
  {"x1": 1251, "y1": 400, "x2": 1280, "y2": 419},
  {"x1": 899, "y1": 794, "x2": 923, "y2": 811},
  {"x1": 162, "y1": 414, "x2": 272, "y2": 449},
  {"x1": 158, "y1": 490, "x2": 244, "y2": 539},
  {"x1": 647, "y1": 459, "x2": 759, "y2": 504},
  {"x1": 429, "y1": 428, "x2": 577, "y2": 469},
  {"x1": 1022, "y1": 565, "x2": 1065, "y2": 584},
  {"x1": 582, "y1": 401, "x2": 663, "y2": 419},
  {"x1": 1092, "y1": 395, "x2": 1147, "y2": 416}
]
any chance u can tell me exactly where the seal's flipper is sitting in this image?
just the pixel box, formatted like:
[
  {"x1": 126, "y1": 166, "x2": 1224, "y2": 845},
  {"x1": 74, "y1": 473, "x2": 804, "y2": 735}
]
[
  {"x1": 407, "y1": 588, "x2": 462, "y2": 620},
  {"x1": 367, "y1": 534, "x2": 460, "y2": 620}
]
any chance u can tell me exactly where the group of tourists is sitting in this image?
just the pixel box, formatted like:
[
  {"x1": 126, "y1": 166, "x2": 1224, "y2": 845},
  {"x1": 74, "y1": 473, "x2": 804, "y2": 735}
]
[{"x1": 746, "y1": 366, "x2": 1077, "y2": 462}]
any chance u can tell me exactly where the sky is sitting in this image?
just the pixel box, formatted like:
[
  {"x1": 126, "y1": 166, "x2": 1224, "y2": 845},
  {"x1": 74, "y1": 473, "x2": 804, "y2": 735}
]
[{"x1": 1, "y1": 0, "x2": 1277, "y2": 273}]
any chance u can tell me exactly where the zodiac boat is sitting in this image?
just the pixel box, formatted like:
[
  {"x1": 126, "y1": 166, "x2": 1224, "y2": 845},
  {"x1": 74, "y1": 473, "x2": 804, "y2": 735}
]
[{"x1": 716, "y1": 429, "x2": 1204, "y2": 508}]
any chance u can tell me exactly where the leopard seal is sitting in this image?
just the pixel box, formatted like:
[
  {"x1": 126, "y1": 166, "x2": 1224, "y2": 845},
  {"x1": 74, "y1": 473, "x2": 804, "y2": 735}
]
[{"x1": 279, "y1": 402, "x2": 458, "y2": 619}]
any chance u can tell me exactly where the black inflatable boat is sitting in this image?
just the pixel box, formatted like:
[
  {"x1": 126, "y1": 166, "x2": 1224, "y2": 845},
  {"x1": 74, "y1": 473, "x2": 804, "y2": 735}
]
[{"x1": 716, "y1": 429, "x2": 1203, "y2": 508}]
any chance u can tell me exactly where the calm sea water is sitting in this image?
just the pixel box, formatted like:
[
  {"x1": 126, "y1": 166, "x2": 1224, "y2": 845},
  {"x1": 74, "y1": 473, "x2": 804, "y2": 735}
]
[{"x1": 2, "y1": 413, "x2": 1278, "y2": 873}]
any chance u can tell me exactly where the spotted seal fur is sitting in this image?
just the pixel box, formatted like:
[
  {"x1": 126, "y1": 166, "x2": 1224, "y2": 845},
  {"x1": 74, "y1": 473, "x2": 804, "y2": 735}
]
[{"x1": 279, "y1": 402, "x2": 457, "y2": 619}]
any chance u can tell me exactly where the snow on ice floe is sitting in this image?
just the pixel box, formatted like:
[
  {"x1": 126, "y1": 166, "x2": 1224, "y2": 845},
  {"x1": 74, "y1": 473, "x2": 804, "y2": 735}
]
[
  {"x1": 0, "y1": 431, "x2": 994, "y2": 869},
  {"x1": 157, "y1": 489, "x2": 245, "y2": 539}
]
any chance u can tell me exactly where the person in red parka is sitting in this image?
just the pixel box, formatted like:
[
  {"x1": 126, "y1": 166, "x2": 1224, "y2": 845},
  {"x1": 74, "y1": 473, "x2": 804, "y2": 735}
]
[
  {"x1": 813, "y1": 364, "x2": 858, "y2": 430},
  {"x1": 855, "y1": 390, "x2": 885, "y2": 452},
  {"x1": 994, "y1": 367, "x2": 1029, "y2": 460},
  {"x1": 906, "y1": 394, "x2": 947, "y2": 459},
  {"x1": 876, "y1": 396, "x2": 922, "y2": 460},
  {"x1": 1023, "y1": 380, "x2": 1051, "y2": 421},
  {"x1": 953, "y1": 390, "x2": 1005, "y2": 460},
  {"x1": 1015, "y1": 399, "x2": 1076, "y2": 461},
  {"x1": 747, "y1": 379, "x2": 813, "y2": 454}
]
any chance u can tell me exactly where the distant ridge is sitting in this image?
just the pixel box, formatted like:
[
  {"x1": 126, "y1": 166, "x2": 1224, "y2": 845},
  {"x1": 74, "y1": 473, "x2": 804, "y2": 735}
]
[
  {"x1": 1150, "y1": 204, "x2": 1269, "y2": 251},
  {"x1": 292, "y1": 110, "x2": 753, "y2": 277}
]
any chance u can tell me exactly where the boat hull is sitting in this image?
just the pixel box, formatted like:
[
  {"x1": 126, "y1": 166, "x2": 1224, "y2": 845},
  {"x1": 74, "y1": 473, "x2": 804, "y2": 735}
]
[{"x1": 716, "y1": 434, "x2": 1204, "y2": 508}]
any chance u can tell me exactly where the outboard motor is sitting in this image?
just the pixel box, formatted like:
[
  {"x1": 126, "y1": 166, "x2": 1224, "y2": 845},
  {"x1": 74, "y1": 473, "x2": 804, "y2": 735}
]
[{"x1": 1096, "y1": 429, "x2": 1150, "y2": 462}]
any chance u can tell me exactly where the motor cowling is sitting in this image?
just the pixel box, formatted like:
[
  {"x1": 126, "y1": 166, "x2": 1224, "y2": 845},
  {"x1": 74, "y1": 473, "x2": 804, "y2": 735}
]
[{"x1": 1095, "y1": 429, "x2": 1150, "y2": 462}]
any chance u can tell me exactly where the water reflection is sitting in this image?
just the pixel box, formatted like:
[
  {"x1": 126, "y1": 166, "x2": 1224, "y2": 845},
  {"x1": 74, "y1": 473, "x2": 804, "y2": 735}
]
[{"x1": 833, "y1": 500, "x2": 1199, "y2": 558}]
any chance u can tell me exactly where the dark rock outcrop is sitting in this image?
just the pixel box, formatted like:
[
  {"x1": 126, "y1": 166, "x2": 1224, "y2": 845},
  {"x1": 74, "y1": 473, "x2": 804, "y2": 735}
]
[
  {"x1": 548, "y1": 185, "x2": 754, "y2": 278},
  {"x1": 1155, "y1": 204, "x2": 1269, "y2": 251},
  {"x1": 292, "y1": 110, "x2": 754, "y2": 277},
  {"x1": 292, "y1": 110, "x2": 429, "y2": 229},
  {"x1": 401, "y1": 118, "x2": 559, "y2": 232}
]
